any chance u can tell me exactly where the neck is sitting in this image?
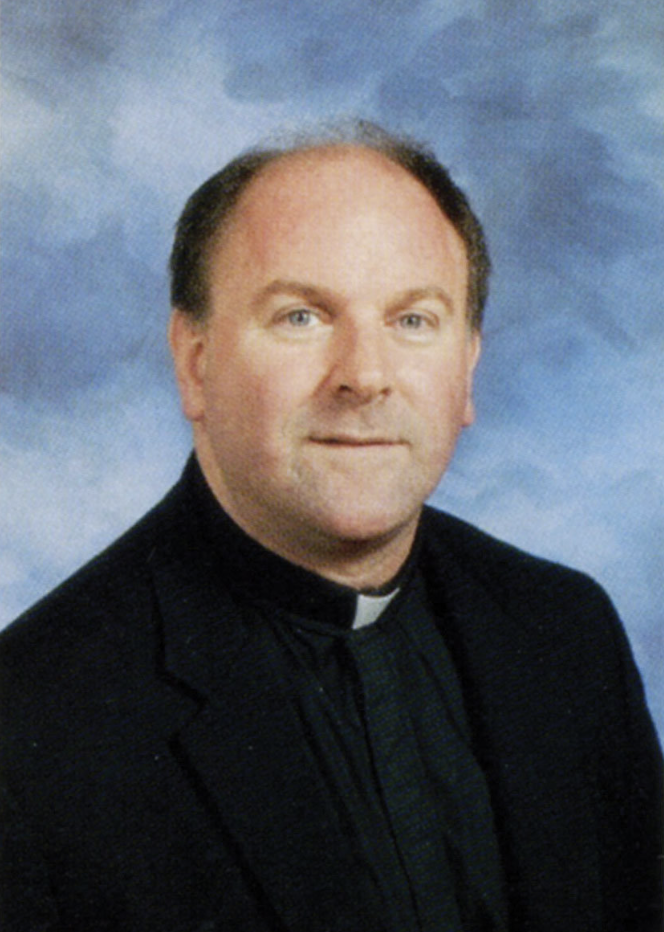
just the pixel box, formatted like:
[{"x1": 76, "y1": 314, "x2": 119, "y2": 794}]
[
  {"x1": 263, "y1": 524, "x2": 419, "y2": 592},
  {"x1": 195, "y1": 451, "x2": 418, "y2": 592}
]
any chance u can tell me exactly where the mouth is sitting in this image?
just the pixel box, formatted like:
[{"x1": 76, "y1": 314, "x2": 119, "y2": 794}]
[{"x1": 309, "y1": 436, "x2": 404, "y2": 447}]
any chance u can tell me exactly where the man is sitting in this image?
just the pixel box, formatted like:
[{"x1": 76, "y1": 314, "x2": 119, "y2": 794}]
[{"x1": 1, "y1": 123, "x2": 662, "y2": 931}]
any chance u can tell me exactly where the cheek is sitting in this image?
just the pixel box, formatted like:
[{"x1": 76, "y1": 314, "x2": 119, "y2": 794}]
[
  {"x1": 204, "y1": 356, "x2": 307, "y2": 450},
  {"x1": 412, "y1": 361, "x2": 468, "y2": 412},
  {"x1": 412, "y1": 367, "x2": 473, "y2": 444}
]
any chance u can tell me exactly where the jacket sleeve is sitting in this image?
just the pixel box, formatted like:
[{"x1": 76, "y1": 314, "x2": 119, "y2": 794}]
[
  {"x1": 0, "y1": 782, "x2": 61, "y2": 932},
  {"x1": 595, "y1": 592, "x2": 663, "y2": 931}
]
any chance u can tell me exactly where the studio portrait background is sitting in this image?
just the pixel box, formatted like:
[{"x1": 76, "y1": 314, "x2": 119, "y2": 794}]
[{"x1": 2, "y1": 0, "x2": 663, "y2": 742}]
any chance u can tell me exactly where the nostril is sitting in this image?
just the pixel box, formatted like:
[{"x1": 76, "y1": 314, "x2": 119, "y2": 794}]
[{"x1": 335, "y1": 381, "x2": 392, "y2": 403}]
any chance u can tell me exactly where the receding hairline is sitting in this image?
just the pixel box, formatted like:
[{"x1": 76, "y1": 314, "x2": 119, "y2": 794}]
[
  {"x1": 169, "y1": 121, "x2": 490, "y2": 330},
  {"x1": 226, "y1": 141, "x2": 456, "y2": 203},
  {"x1": 207, "y1": 142, "x2": 468, "y2": 246}
]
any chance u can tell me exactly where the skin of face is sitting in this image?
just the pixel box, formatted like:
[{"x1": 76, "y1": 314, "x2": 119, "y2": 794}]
[{"x1": 169, "y1": 146, "x2": 481, "y2": 588}]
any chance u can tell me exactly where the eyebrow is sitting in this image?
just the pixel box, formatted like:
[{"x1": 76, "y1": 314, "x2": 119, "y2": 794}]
[
  {"x1": 390, "y1": 286, "x2": 455, "y2": 314},
  {"x1": 253, "y1": 280, "x2": 334, "y2": 308},
  {"x1": 253, "y1": 280, "x2": 456, "y2": 313}
]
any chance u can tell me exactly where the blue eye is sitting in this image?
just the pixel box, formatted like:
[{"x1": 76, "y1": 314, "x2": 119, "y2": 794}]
[
  {"x1": 286, "y1": 308, "x2": 314, "y2": 326},
  {"x1": 393, "y1": 311, "x2": 439, "y2": 338},
  {"x1": 399, "y1": 313, "x2": 425, "y2": 329}
]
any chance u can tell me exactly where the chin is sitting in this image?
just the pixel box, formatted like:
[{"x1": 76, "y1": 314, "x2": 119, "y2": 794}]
[{"x1": 311, "y1": 504, "x2": 418, "y2": 548}]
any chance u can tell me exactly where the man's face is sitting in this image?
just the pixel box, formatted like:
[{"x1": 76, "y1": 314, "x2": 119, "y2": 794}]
[{"x1": 171, "y1": 147, "x2": 480, "y2": 572}]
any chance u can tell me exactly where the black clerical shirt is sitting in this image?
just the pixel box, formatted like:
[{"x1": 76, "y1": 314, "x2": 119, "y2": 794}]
[{"x1": 188, "y1": 460, "x2": 508, "y2": 932}]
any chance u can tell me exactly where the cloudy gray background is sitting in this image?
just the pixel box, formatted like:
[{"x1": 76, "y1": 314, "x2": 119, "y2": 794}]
[{"x1": 3, "y1": 0, "x2": 663, "y2": 739}]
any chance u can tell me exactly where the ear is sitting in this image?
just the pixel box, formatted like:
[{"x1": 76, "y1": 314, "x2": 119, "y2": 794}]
[
  {"x1": 168, "y1": 309, "x2": 208, "y2": 422},
  {"x1": 462, "y1": 330, "x2": 482, "y2": 428}
]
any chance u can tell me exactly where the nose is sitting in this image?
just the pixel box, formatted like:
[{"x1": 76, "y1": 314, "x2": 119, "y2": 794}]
[{"x1": 329, "y1": 318, "x2": 393, "y2": 402}]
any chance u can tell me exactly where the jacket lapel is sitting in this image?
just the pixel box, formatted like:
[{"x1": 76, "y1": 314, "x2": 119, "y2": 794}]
[
  {"x1": 421, "y1": 513, "x2": 602, "y2": 929},
  {"x1": 146, "y1": 474, "x2": 602, "y2": 929},
  {"x1": 148, "y1": 491, "x2": 385, "y2": 932}
]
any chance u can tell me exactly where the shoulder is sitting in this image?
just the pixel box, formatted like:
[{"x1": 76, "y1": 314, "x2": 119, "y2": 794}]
[
  {"x1": 419, "y1": 506, "x2": 658, "y2": 745},
  {"x1": 418, "y1": 504, "x2": 632, "y2": 686},
  {"x1": 421, "y1": 504, "x2": 614, "y2": 616},
  {"x1": 0, "y1": 476, "x2": 187, "y2": 692}
]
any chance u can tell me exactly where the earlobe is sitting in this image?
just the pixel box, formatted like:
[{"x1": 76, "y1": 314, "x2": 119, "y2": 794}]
[
  {"x1": 463, "y1": 396, "x2": 476, "y2": 428},
  {"x1": 168, "y1": 310, "x2": 207, "y2": 422},
  {"x1": 469, "y1": 330, "x2": 482, "y2": 372}
]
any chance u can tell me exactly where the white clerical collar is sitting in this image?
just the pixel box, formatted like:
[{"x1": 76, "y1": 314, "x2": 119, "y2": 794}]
[{"x1": 352, "y1": 589, "x2": 400, "y2": 629}]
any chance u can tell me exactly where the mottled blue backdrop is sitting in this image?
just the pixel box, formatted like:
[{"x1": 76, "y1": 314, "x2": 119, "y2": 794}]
[{"x1": 3, "y1": 0, "x2": 663, "y2": 739}]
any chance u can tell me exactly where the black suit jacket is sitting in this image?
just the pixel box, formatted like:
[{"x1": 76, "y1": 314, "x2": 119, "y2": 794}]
[{"x1": 1, "y1": 464, "x2": 662, "y2": 931}]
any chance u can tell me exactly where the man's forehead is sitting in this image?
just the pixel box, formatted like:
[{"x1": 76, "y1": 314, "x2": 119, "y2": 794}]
[
  {"x1": 221, "y1": 144, "x2": 463, "y2": 257},
  {"x1": 237, "y1": 144, "x2": 427, "y2": 209},
  {"x1": 204, "y1": 143, "x2": 470, "y2": 316}
]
